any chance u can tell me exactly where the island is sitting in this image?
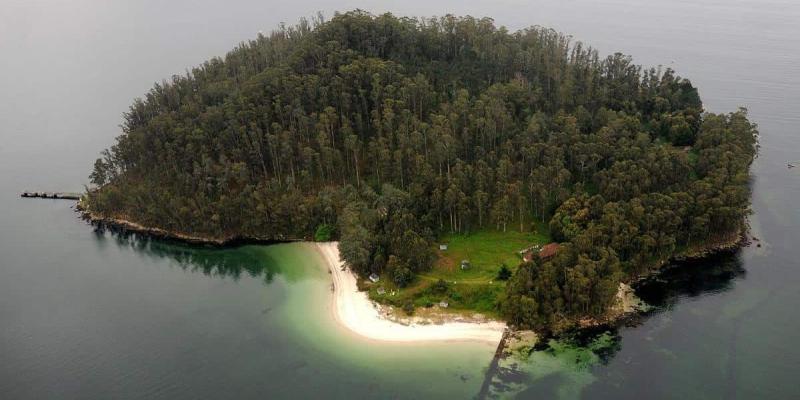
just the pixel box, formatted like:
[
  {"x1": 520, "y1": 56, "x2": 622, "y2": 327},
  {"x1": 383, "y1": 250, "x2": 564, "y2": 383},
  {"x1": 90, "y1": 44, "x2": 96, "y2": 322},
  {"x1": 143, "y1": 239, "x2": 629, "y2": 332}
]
[{"x1": 82, "y1": 11, "x2": 757, "y2": 335}]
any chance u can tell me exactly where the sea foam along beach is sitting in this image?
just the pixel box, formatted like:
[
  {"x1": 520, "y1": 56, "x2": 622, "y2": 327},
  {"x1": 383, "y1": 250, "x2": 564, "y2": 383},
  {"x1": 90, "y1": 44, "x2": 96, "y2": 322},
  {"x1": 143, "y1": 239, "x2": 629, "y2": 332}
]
[{"x1": 316, "y1": 242, "x2": 506, "y2": 344}]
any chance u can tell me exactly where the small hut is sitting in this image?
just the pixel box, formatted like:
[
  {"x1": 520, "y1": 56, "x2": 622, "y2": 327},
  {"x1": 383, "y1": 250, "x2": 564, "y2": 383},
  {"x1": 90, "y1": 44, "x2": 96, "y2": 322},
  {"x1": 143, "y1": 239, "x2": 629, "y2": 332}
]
[
  {"x1": 368, "y1": 273, "x2": 380, "y2": 283},
  {"x1": 439, "y1": 244, "x2": 448, "y2": 251},
  {"x1": 438, "y1": 301, "x2": 449, "y2": 308},
  {"x1": 460, "y1": 260, "x2": 471, "y2": 270},
  {"x1": 376, "y1": 287, "x2": 386, "y2": 295}
]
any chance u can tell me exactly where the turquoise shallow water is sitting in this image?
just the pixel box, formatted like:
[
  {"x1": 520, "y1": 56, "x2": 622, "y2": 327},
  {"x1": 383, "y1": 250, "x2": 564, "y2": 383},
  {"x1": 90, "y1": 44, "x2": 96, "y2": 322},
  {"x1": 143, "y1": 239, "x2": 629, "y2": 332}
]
[
  {"x1": 2, "y1": 0, "x2": 800, "y2": 398},
  {"x1": 0, "y1": 208, "x2": 496, "y2": 399}
]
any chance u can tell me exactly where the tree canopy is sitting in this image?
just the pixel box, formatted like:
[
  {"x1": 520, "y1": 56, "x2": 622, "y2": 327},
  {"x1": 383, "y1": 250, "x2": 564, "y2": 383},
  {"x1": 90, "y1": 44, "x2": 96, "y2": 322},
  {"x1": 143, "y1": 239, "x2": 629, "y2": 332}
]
[{"x1": 87, "y1": 11, "x2": 757, "y2": 330}]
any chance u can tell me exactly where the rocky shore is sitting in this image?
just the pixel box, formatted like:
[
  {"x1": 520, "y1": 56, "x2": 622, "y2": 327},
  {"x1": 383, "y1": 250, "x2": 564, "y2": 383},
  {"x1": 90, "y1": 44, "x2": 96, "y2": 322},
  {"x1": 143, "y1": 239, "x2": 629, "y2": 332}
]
[
  {"x1": 567, "y1": 227, "x2": 747, "y2": 331},
  {"x1": 76, "y1": 201, "x2": 299, "y2": 246}
]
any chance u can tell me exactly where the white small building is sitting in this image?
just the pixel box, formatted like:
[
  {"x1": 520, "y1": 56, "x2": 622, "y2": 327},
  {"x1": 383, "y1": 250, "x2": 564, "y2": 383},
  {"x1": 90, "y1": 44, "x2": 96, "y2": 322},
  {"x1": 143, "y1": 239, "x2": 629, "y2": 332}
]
[
  {"x1": 368, "y1": 273, "x2": 380, "y2": 283},
  {"x1": 438, "y1": 301, "x2": 449, "y2": 308},
  {"x1": 439, "y1": 244, "x2": 448, "y2": 251}
]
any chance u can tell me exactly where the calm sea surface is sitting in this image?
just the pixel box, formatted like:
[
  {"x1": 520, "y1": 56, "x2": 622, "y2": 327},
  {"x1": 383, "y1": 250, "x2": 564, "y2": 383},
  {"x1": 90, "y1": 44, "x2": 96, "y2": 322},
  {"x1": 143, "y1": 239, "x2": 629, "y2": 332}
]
[{"x1": 1, "y1": 1, "x2": 798, "y2": 398}]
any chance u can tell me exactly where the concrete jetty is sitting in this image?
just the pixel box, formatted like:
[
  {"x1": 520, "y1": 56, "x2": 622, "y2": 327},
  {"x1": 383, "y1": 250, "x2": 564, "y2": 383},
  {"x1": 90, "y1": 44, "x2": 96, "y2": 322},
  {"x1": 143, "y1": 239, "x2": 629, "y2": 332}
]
[{"x1": 20, "y1": 191, "x2": 81, "y2": 200}]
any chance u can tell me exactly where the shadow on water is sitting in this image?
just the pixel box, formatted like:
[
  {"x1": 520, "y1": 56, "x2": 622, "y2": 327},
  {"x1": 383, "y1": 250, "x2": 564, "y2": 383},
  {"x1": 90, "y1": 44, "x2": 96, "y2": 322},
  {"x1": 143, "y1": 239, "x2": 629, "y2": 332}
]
[
  {"x1": 486, "y1": 329, "x2": 624, "y2": 398},
  {"x1": 91, "y1": 224, "x2": 286, "y2": 283},
  {"x1": 489, "y1": 250, "x2": 746, "y2": 399},
  {"x1": 94, "y1": 223, "x2": 748, "y2": 400},
  {"x1": 634, "y1": 250, "x2": 746, "y2": 311}
]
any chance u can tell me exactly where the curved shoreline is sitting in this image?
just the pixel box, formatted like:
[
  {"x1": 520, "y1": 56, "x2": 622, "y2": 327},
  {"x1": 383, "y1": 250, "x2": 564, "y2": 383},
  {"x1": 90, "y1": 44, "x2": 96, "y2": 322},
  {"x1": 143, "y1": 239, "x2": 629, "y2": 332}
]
[
  {"x1": 77, "y1": 205, "x2": 747, "y2": 336},
  {"x1": 80, "y1": 207, "x2": 301, "y2": 246},
  {"x1": 315, "y1": 242, "x2": 506, "y2": 344}
]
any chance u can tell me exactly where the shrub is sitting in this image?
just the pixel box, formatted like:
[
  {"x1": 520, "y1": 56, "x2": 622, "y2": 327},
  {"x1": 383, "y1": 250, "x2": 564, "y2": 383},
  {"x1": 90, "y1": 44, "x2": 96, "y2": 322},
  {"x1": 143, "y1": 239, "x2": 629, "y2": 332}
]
[
  {"x1": 393, "y1": 267, "x2": 414, "y2": 287},
  {"x1": 314, "y1": 224, "x2": 334, "y2": 242},
  {"x1": 496, "y1": 264, "x2": 512, "y2": 280},
  {"x1": 432, "y1": 279, "x2": 449, "y2": 293}
]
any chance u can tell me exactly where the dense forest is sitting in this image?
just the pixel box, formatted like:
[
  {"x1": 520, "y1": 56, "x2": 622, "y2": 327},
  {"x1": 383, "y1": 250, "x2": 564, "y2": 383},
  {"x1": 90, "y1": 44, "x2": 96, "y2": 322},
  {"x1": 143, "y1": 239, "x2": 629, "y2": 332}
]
[{"x1": 86, "y1": 11, "x2": 757, "y2": 331}]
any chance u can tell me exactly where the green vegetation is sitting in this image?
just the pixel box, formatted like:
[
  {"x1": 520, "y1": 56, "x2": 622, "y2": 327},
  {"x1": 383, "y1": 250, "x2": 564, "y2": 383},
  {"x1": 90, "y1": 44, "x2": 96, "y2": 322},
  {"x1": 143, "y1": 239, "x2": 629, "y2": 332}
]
[
  {"x1": 313, "y1": 224, "x2": 334, "y2": 242},
  {"x1": 368, "y1": 228, "x2": 548, "y2": 315},
  {"x1": 497, "y1": 265, "x2": 512, "y2": 281},
  {"x1": 369, "y1": 273, "x2": 504, "y2": 316},
  {"x1": 86, "y1": 11, "x2": 757, "y2": 332},
  {"x1": 427, "y1": 230, "x2": 548, "y2": 282}
]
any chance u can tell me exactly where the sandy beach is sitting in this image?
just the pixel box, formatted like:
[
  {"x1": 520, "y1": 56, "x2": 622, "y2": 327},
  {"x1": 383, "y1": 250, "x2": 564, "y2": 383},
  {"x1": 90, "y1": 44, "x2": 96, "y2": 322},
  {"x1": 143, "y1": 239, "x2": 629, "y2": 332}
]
[{"x1": 315, "y1": 242, "x2": 506, "y2": 344}]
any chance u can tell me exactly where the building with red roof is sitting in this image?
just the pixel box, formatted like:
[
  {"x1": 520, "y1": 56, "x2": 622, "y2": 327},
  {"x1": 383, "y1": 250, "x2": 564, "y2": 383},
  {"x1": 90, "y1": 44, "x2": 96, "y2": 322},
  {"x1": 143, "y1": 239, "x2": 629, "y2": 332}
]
[
  {"x1": 538, "y1": 243, "x2": 560, "y2": 260},
  {"x1": 522, "y1": 242, "x2": 560, "y2": 263}
]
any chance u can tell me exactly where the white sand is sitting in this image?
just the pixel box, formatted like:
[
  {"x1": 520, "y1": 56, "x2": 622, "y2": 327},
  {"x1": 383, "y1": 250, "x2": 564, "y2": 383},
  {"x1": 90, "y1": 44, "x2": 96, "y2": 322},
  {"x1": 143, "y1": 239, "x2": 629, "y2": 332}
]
[{"x1": 316, "y1": 242, "x2": 506, "y2": 344}]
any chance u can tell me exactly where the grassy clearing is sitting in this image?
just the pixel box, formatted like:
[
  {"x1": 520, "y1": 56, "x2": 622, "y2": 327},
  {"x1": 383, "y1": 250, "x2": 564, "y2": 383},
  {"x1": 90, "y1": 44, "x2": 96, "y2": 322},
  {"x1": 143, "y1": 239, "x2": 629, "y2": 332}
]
[
  {"x1": 367, "y1": 227, "x2": 551, "y2": 316},
  {"x1": 425, "y1": 228, "x2": 550, "y2": 283},
  {"x1": 367, "y1": 278, "x2": 505, "y2": 316}
]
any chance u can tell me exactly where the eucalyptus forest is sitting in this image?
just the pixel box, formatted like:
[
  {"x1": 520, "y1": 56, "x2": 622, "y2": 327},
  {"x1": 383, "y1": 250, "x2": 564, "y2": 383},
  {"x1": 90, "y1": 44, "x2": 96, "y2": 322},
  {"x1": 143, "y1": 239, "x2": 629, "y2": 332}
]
[{"x1": 86, "y1": 11, "x2": 757, "y2": 331}]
